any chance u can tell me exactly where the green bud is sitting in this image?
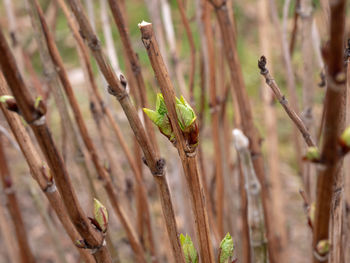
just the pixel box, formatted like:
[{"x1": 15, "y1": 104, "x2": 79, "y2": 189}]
[
  {"x1": 0, "y1": 95, "x2": 19, "y2": 113},
  {"x1": 175, "y1": 96, "x2": 196, "y2": 132},
  {"x1": 0, "y1": 95, "x2": 14, "y2": 103},
  {"x1": 219, "y1": 233, "x2": 234, "y2": 263},
  {"x1": 75, "y1": 239, "x2": 86, "y2": 248},
  {"x1": 316, "y1": 239, "x2": 330, "y2": 255},
  {"x1": 143, "y1": 108, "x2": 175, "y2": 142},
  {"x1": 156, "y1": 93, "x2": 167, "y2": 115},
  {"x1": 340, "y1": 126, "x2": 350, "y2": 148},
  {"x1": 94, "y1": 198, "x2": 108, "y2": 233},
  {"x1": 180, "y1": 234, "x2": 198, "y2": 263},
  {"x1": 304, "y1": 147, "x2": 320, "y2": 161},
  {"x1": 34, "y1": 96, "x2": 43, "y2": 109}
]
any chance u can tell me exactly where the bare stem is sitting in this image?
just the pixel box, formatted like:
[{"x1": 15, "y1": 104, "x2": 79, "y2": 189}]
[
  {"x1": 258, "y1": 56, "x2": 316, "y2": 147},
  {"x1": 139, "y1": 22, "x2": 214, "y2": 263}
]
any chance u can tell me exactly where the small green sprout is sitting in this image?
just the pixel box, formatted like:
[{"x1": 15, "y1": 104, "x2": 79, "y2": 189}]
[
  {"x1": 175, "y1": 96, "x2": 196, "y2": 132},
  {"x1": 93, "y1": 198, "x2": 108, "y2": 233},
  {"x1": 180, "y1": 233, "x2": 198, "y2": 263},
  {"x1": 303, "y1": 147, "x2": 320, "y2": 162},
  {"x1": 143, "y1": 93, "x2": 175, "y2": 143},
  {"x1": 143, "y1": 93, "x2": 198, "y2": 147},
  {"x1": 340, "y1": 126, "x2": 350, "y2": 149},
  {"x1": 316, "y1": 239, "x2": 330, "y2": 255},
  {"x1": 219, "y1": 233, "x2": 234, "y2": 263},
  {"x1": 0, "y1": 95, "x2": 14, "y2": 104},
  {"x1": 34, "y1": 96, "x2": 43, "y2": 109}
]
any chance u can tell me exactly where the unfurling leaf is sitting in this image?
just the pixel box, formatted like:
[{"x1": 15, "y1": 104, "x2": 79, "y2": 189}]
[
  {"x1": 180, "y1": 233, "x2": 198, "y2": 263},
  {"x1": 175, "y1": 96, "x2": 196, "y2": 132},
  {"x1": 156, "y1": 93, "x2": 167, "y2": 115},
  {"x1": 93, "y1": 198, "x2": 108, "y2": 233},
  {"x1": 219, "y1": 233, "x2": 234, "y2": 263}
]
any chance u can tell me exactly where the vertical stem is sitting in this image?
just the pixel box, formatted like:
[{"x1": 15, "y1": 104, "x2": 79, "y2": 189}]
[
  {"x1": 312, "y1": 1, "x2": 347, "y2": 263},
  {"x1": 0, "y1": 136, "x2": 36, "y2": 263},
  {"x1": 202, "y1": 1, "x2": 224, "y2": 237},
  {"x1": 208, "y1": 1, "x2": 279, "y2": 262},
  {"x1": 139, "y1": 23, "x2": 214, "y2": 263},
  {"x1": 66, "y1": 1, "x2": 185, "y2": 261}
]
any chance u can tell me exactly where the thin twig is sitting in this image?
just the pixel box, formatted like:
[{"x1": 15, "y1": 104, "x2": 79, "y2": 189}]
[
  {"x1": 0, "y1": 135, "x2": 36, "y2": 263},
  {"x1": 258, "y1": 56, "x2": 316, "y2": 147}
]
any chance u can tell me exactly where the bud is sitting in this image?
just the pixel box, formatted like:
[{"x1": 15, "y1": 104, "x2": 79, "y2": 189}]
[
  {"x1": 180, "y1": 233, "x2": 198, "y2": 263},
  {"x1": 316, "y1": 239, "x2": 330, "y2": 255},
  {"x1": 143, "y1": 93, "x2": 175, "y2": 143},
  {"x1": 0, "y1": 95, "x2": 19, "y2": 113},
  {"x1": 75, "y1": 239, "x2": 86, "y2": 248},
  {"x1": 175, "y1": 96, "x2": 198, "y2": 147},
  {"x1": 93, "y1": 198, "x2": 108, "y2": 233},
  {"x1": 303, "y1": 147, "x2": 320, "y2": 162},
  {"x1": 219, "y1": 233, "x2": 234, "y2": 263},
  {"x1": 309, "y1": 202, "x2": 315, "y2": 225},
  {"x1": 339, "y1": 126, "x2": 350, "y2": 152}
]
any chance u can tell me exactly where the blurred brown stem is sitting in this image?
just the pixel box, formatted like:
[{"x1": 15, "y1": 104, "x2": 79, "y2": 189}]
[{"x1": 0, "y1": 135, "x2": 36, "y2": 263}]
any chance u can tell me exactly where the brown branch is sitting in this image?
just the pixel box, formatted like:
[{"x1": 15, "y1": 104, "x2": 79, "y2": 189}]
[
  {"x1": 0, "y1": 27, "x2": 111, "y2": 262},
  {"x1": 202, "y1": 1, "x2": 224, "y2": 237},
  {"x1": 258, "y1": 56, "x2": 316, "y2": 147},
  {"x1": 207, "y1": 1, "x2": 281, "y2": 262},
  {"x1": 66, "y1": 1, "x2": 185, "y2": 261},
  {"x1": 106, "y1": 0, "x2": 159, "y2": 155},
  {"x1": 0, "y1": 91, "x2": 95, "y2": 263},
  {"x1": 0, "y1": 136, "x2": 36, "y2": 263},
  {"x1": 175, "y1": 0, "x2": 196, "y2": 102},
  {"x1": 312, "y1": 0, "x2": 347, "y2": 262},
  {"x1": 55, "y1": 0, "x2": 158, "y2": 259},
  {"x1": 139, "y1": 22, "x2": 214, "y2": 263},
  {"x1": 289, "y1": 0, "x2": 300, "y2": 55},
  {"x1": 29, "y1": 0, "x2": 146, "y2": 261}
]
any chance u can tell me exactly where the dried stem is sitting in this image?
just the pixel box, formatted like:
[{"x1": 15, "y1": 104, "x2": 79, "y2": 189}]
[
  {"x1": 139, "y1": 22, "x2": 214, "y2": 263},
  {"x1": 233, "y1": 130, "x2": 268, "y2": 263},
  {"x1": 269, "y1": 0, "x2": 303, "y2": 170},
  {"x1": 0, "y1": 136, "x2": 36, "y2": 263},
  {"x1": 67, "y1": 1, "x2": 185, "y2": 261},
  {"x1": 202, "y1": 1, "x2": 224, "y2": 237},
  {"x1": 0, "y1": 75, "x2": 95, "y2": 263},
  {"x1": 258, "y1": 56, "x2": 316, "y2": 147},
  {"x1": 312, "y1": 1, "x2": 347, "y2": 262},
  {"x1": 55, "y1": 0, "x2": 157, "y2": 259},
  {"x1": 29, "y1": 0, "x2": 145, "y2": 261},
  {"x1": 175, "y1": 0, "x2": 196, "y2": 101},
  {"x1": 257, "y1": 0, "x2": 289, "y2": 261},
  {"x1": 0, "y1": 195, "x2": 19, "y2": 262},
  {"x1": 208, "y1": 0, "x2": 280, "y2": 262},
  {"x1": 107, "y1": 0, "x2": 159, "y2": 155}
]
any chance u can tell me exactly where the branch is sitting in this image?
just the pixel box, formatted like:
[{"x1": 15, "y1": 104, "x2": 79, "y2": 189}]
[
  {"x1": 139, "y1": 21, "x2": 214, "y2": 263},
  {"x1": 258, "y1": 56, "x2": 316, "y2": 147},
  {"x1": 0, "y1": 20, "x2": 109, "y2": 263},
  {"x1": 66, "y1": 1, "x2": 185, "y2": 261}
]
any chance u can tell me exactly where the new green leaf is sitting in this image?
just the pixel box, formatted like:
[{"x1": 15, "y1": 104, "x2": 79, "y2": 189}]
[
  {"x1": 180, "y1": 234, "x2": 198, "y2": 263},
  {"x1": 219, "y1": 233, "x2": 234, "y2": 263}
]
